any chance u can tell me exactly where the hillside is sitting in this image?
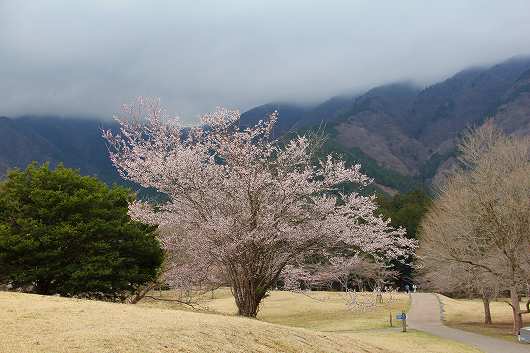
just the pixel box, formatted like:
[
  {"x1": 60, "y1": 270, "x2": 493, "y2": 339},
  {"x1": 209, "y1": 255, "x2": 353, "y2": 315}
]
[
  {"x1": 2, "y1": 56, "x2": 530, "y2": 193},
  {"x1": 0, "y1": 291, "x2": 480, "y2": 353},
  {"x1": 238, "y1": 56, "x2": 530, "y2": 191},
  {"x1": 0, "y1": 116, "x2": 120, "y2": 184},
  {"x1": 333, "y1": 83, "x2": 424, "y2": 176},
  {"x1": 330, "y1": 57, "x2": 530, "y2": 182},
  {"x1": 239, "y1": 103, "x2": 309, "y2": 137},
  {"x1": 493, "y1": 67, "x2": 530, "y2": 135},
  {"x1": 0, "y1": 291, "x2": 370, "y2": 353}
]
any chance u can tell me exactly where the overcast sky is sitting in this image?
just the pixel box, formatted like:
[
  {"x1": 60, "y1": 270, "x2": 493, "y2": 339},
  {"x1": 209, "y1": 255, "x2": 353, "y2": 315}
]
[{"x1": 1, "y1": 0, "x2": 530, "y2": 122}]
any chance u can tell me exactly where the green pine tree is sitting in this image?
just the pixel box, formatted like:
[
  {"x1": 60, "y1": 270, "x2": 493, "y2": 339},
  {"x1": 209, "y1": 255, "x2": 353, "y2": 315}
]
[{"x1": 0, "y1": 163, "x2": 164, "y2": 301}]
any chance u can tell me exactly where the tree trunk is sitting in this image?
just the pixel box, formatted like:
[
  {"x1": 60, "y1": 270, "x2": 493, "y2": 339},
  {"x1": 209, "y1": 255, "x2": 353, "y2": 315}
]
[
  {"x1": 509, "y1": 286, "x2": 523, "y2": 335},
  {"x1": 231, "y1": 274, "x2": 268, "y2": 318},
  {"x1": 482, "y1": 297, "x2": 492, "y2": 325},
  {"x1": 234, "y1": 292, "x2": 262, "y2": 317},
  {"x1": 127, "y1": 281, "x2": 158, "y2": 304},
  {"x1": 232, "y1": 283, "x2": 266, "y2": 317}
]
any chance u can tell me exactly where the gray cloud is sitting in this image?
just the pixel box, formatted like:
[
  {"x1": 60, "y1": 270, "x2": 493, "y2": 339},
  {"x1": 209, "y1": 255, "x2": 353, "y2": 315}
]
[{"x1": 1, "y1": 0, "x2": 530, "y2": 123}]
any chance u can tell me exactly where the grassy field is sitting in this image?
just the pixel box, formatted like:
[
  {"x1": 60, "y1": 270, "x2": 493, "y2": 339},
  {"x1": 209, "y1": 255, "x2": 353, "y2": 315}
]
[
  {"x1": 0, "y1": 290, "x2": 482, "y2": 353},
  {"x1": 140, "y1": 288, "x2": 410, "y2": 331},
  {"x1": 439, "y1": 294, "x2": 529, "y2": 342}
]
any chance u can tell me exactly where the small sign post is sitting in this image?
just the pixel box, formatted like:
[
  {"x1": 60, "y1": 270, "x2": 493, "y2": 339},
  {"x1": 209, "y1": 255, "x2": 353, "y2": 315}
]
[{"x1": 396, "y1": 312, "x2": 407, "y2": 332}]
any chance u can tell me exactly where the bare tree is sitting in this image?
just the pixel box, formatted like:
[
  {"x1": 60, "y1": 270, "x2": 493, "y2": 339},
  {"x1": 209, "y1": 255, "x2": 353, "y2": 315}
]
[
  {"x1": 418, "y1": 122, "x2": 530, "y2": 334},
  {"x1": 420, "y1": 261, "x2": 499, "y2": 324}
]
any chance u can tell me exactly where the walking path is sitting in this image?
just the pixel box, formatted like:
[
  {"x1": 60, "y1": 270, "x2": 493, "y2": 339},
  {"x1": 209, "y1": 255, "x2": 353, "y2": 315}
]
[{"x1": 407, "y1": 293, "x2": 530, "y2": 353}]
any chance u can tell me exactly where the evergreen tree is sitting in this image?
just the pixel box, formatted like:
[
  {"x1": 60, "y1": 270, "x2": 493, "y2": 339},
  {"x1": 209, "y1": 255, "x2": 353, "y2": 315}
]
[
  {"x1": 0, "y1": 163, "x2": 163, "y2": 301},
  {"x1": 377, "y1": 189, "x2": 432, "y2": 287}
]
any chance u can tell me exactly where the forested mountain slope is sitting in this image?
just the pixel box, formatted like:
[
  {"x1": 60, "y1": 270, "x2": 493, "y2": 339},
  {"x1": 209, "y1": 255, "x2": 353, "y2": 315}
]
[{"x1": 2, "y1": 56, "x2": 530, "y2": 194}]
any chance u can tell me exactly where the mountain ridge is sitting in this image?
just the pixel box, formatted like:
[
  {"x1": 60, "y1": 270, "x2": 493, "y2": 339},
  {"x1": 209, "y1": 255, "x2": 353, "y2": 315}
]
[{"x1": 2, "y1": 56, "x2": 530, "y2": 194}]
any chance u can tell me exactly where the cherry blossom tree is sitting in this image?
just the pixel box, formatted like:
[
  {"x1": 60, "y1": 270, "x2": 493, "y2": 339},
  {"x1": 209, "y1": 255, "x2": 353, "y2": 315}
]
[{"x1": 103, "y1": 98, "x2": 415, "y2": 317}]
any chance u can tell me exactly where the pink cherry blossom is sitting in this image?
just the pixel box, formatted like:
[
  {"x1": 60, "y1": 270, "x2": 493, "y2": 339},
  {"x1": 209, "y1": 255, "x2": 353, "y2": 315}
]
[{"x1": 103, "y1": 97, "x2": 416, "y2": 317}]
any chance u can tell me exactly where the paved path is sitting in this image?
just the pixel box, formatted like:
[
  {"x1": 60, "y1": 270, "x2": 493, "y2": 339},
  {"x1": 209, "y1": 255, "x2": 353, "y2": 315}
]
[{"x1": 407, "y1": 293, "x2": 530, "y2": 353}]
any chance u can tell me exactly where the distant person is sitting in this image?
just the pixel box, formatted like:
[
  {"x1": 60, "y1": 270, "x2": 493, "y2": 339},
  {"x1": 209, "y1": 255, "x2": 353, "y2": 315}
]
[
  {"x1": 412, "y1": 284, "x2": 417, "y2": 293},
  {"x1": 404, "y1": 284, "x2": 410, "y2": 293}
]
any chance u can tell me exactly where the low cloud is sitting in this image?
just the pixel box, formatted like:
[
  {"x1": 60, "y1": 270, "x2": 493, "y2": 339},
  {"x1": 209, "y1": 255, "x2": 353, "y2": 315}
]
[{"x1": 1, "y1": 0, "x2": 530, "y2": 122}]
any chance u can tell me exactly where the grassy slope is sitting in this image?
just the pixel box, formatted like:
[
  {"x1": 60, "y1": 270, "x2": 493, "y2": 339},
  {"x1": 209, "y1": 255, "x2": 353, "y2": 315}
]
[
  {"x1": 439, "y1": 294, "x2": 529, "y2": 342},
  {"x1": 0, "y1": 291, "x2": 481, "y2": 353},
  {"x1": 140, "y1": 289, "x2": 411, "y2": 331}
]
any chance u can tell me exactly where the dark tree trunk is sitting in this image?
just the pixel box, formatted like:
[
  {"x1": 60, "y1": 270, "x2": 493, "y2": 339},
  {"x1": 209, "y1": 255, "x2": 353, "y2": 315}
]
[
  {"x1": 234, "y1": 290, "x2": 263, "y2": 317},
  {"x1": 482, "y1": 297, "x2": 492, "y2": 325},
  {"x1": 227, "y1": 256, "x2": 285, "y2": 318},
  {"x1": 229, "y1": 265, "x2": 276, "y2": 318},
  {"x1": 232, "y1": 278, "x2": 267, "y2": 318}
]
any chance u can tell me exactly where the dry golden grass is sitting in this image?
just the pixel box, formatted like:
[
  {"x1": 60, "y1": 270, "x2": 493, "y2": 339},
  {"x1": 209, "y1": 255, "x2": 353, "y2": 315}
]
[
  {"x1": 0, "y1": 291, "x2": 482, "y2": 353},
  {"x1": 140, "y1": 288, "x2": 410, "y2": 332},
  {"x1": 0, "y1": 291, "x2": 378, "y2": 353},
  {"x1": 439, "y1": 294, "x2": 529, "y2": 342}
]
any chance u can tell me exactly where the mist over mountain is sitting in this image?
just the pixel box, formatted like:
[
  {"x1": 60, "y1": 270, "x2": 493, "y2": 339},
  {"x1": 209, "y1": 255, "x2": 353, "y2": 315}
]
[{"x1": 2, "y1": 56, "x2": 530, "y2": 194}]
